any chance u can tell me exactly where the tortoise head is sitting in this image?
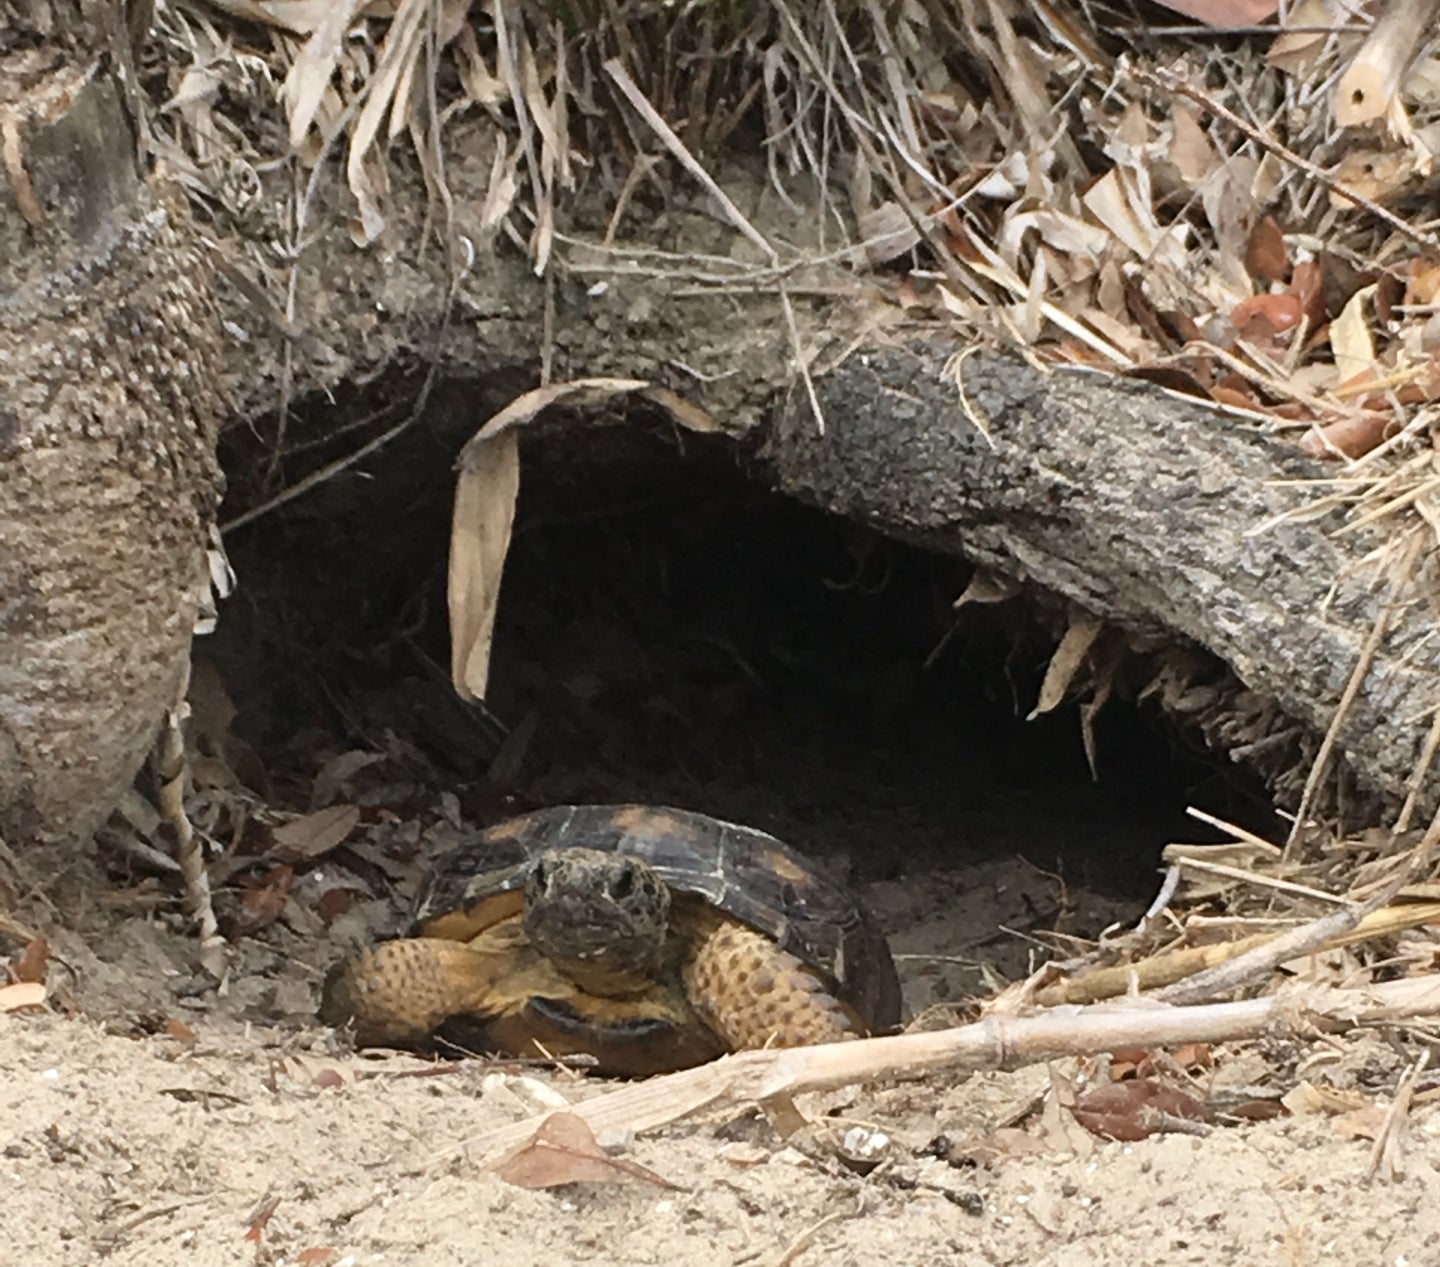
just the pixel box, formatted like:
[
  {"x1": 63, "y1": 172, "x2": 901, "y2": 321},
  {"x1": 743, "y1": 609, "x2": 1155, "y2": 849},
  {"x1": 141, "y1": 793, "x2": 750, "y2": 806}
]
[{"x1": 522, "y1": 847, "x2": 671, "y2": 996}]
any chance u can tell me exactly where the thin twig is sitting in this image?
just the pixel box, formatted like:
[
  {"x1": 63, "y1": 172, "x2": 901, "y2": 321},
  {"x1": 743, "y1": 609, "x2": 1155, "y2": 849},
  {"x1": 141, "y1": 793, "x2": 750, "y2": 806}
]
[
  {"x1": 453, "y1": 974, "x2": 1440, "y2": 1163},
  {"x1": 602, "y1": 59, "x2": 777, "y2": 264},
  {"x1": 1184, "y1": 807, "x2": 1285, "y2": 857},
  {"x1": 1395, "y1": 707, "x2": 1440, "y2": 834},
  {"x1": 1286, "y1": 599, "x2": 1395, "y2": 854},
  {"x1": 1169, "y1": 856, "x2": 1352, "y2": 906},
  {"x1": 1147, "y1": 68, "x2": 1440, "y2": 254},
  {"x1": 1368, "y1": 1050, "x2": 1428, "y2": 1181}
]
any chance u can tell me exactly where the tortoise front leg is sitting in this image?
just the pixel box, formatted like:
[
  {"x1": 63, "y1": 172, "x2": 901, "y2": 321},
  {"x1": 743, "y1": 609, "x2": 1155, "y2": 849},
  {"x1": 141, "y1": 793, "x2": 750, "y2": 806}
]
[
  {"x1": 320, "y1": 936, "x2": 514, "y2": 1047},
  {"x1": 678, "y1": 909, "x2": 866, "y2": 1052}
]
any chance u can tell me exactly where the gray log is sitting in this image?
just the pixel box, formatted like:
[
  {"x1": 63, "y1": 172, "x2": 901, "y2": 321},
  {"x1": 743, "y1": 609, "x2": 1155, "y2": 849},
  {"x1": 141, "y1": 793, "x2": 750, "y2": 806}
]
[{"x1": 766, "y1": 344, "x2": 1433, "y2": 818}]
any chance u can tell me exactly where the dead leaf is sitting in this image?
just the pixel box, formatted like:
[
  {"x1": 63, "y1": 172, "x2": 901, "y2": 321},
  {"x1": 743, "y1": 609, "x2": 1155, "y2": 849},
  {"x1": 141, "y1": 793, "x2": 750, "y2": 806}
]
[
  {"x1": 1173, "y1": 1043, "x2": 1213, "y2": 1071},
  {"x1": 1244, "y1": 216, "x2": 1289, "y2": 285},
  {"x1": 1290, "y1": 259, "x2": 1327, "y2": 329},
  {"x1": 1, "y1": 117, "x2": 45, "y2": 227},
  {"x1": 449, "y1": 378, "x2": 729, "y2": 702},
  {"x1": 1039, "y1": 1067, "x2": 1096, "y2": 1156},
  {"x1": 937, "y1": 1127, "x2": 1052, "y2": 1164},
  {"x1": 491, "y1": 1111, "x2": 678, "y2": 1189},
  {"x1": 1029, "y1": 613, "x2": 1104, "y2": 720},
  {"x1": 1330, "y1": 285, "x2": 1378, "y2": 386},
  {"x1": 1407, "y1": 260, "x2": 1440, "y2": 307},
  {"x1": 1232, "y1": 292, "x2": 1303, "y2": 339},
  {"x1": 311, "y1": 749, "x2": 385, "y2": 808},
  {"x1": 1283, "y1": 1080, "x2": 1366, "y2": 1116},
  {"x1": 1329, "y1": 147, "x2": 1419, "y2": 208},
  {"x1": 271, "y1": 805, "x2": 361, "y2": 861},
  {"x1": 640, "y1": 386, "x2": 724, "y2": 434},
  {"x1": 0, "y1": 981, "x2": 46, "y2": 1012},
  {"x1": 274, "y1": 1054, "x2": 356, "y2": 1090},
  {"x1": 1168, "y1": 103, "x2": 1216, "y2": 186},
  {"x1": 315, "y1": 887, "x2": 360, "y2": 925},
  {"x1": 244, "y1": 1194, "x2": 281, "y2": 1243},
  {"x1": 953, "y1": 571, "x2": 1021, "y2": 608},
  {"x1": 1081, "y1": 167, "x2": 1188, "y2": 277},
  {"x1": 857, "y1": 201, "x2": 922, "y2": 266},
  {"x1": 1226, "y1": 1098, "x2": 1285, "y2": 1121},
  {"x1": 1299, "y1": 410, "x2": 1394, "y2": 460},
  {"x1": 229, "y1": 865, "x2": 295, "y2": 937},
  {"x1": 1072, "y1": 1079, "x2": 1208, "y2": 1141},
  {"x1": 1334, "y1": 1102, "x2": 1389, "y2": 1141},
  {"x1": 1267, "y1": 0, "x2": 1339, "y2": 76},
  {"x1": 164, "y1": 1018, "x2": 197, "y2": 1045},
  {"x1": 296, "y1": 1249, "x2": 341, "y2": 1267},
  {"x1": 12, "y1": 936, "x2": 49, "y2": 984},
  {"x1": 449, "y1": 428, "x2": 520, "y2": 703},
  {"x1": 283, "y1": 0, "x2": 372, "y2": 146}
]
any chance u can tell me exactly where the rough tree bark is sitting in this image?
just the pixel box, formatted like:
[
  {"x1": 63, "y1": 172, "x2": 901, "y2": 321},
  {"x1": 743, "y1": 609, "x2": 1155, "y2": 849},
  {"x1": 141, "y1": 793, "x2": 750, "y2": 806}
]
[
  {"x1": 767, "y1": 348, "x2": 1436, "y2": 816},
  {"x1": 0, "y1": 3, "x2": 223, "y2": 848}
]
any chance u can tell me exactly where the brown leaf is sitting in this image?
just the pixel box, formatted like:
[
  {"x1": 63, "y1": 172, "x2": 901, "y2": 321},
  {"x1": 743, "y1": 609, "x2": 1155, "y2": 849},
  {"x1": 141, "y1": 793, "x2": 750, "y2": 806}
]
[
  {"x1": 491, "y1": 1112, "x2": 678, "y2": 1190},
  {"x1": 271, "y1": 805, "x2": 361, "y2": 861},
  {"x1": 12, "y1": 937, "x2": 49, "y2": 984},
  {"x1": 1244, "y1": 216, "x2": 1289, "y2": 285},
  {"x1": 244, "y1": 1194, "x2": 281, "y2": 1242},
  {"x1": 1209, "y1": 377, "x2": 1267, "y2": 408},
  {"x1": 1407, "y1": 260, "x2": 1440, "y2": 307},
  {"x1": 272, "y1": 1054, "x2": 355, "y2": 1090},
  {"x1": 1168, "y1": 103, "x2": 1216, "y2": 185},
  {"x1": 1173, "y1": 1043, "x2": 1213, "y2": 1071},
  {"x1": 231, "y1": 865, "x2": 295, "y2": 936},
  {"x1": 1267, "y1": 0, "x2": 1336, "y2": 75},
  {"x1": 1290, "y1": 260, "x2": 1327, "y2": 330},
  {"x1": 930, "y1": 1128, "x2": 1050, "y2": 1165},
  {"x1": 1231, "y1": 292, "x2": 1303, "y2": 339},
  {"x1": 1319, "y1": 252, "x2": 1373, "y2": 321},
  {"x1": 1226, "y1": 1098, "x2": 1285, "y2": 1122},
  {"x1": 1374, "y1": 269, "x2": 1405, "y2": 327},
  {"x1": 1072, "y1": 1079, "x2": 1207, "y2": 1141},
  {"x1": 164, "y1": 1018, "x2": 197, "y2": 1045},
  {"x1": 1299, "y1": 411, "x2": 1394, "y2": 460},
  {"x1": 315, "y1": 887, "x2": 359, "y2": 925},
  {"x1": 296, "y1": 1249, "x2": 340, "y2": 1267},
  {"x1": 1029, "y1": 613, "x2": 1104, "y2": 719}
]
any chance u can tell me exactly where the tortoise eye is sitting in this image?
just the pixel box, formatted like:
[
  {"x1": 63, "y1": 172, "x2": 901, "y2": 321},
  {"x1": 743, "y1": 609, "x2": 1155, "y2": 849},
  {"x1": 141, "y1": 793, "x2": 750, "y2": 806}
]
[{"x1": 611, "y1": 865, "x2": 636, "y2": 900}]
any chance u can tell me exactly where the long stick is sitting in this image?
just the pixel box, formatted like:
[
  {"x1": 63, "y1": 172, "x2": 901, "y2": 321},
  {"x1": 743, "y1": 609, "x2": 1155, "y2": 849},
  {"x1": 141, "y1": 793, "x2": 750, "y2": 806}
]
[{"x1": 453, "y1": 973, "x2": 1440, "y2": 1161}]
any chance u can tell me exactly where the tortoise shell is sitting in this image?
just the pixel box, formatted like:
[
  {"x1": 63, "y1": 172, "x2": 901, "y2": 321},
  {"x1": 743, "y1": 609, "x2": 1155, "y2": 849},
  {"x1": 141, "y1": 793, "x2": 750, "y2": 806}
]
[{"x1": 410, "y1": 803, "x2": 901, "y2": 1035}]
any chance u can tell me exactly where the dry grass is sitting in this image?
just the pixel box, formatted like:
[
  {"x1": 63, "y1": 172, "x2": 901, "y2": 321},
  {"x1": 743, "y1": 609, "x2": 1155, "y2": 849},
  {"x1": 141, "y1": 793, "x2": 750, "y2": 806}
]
[{"x1": 145, "y1": 0, "x2": 1440, "y2": 524}]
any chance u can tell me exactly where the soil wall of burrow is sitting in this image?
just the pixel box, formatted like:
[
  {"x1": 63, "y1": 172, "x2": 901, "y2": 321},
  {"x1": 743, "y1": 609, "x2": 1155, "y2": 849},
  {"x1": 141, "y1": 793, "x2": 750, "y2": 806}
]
[{"x1": 196, "y1": 372, "x2": 1277, "y2": 1031}]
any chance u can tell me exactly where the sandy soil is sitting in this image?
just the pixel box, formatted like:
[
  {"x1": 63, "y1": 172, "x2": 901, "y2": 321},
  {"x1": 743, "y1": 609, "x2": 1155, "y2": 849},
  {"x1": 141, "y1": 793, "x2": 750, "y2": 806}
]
[
  {"x1": 4, "y1": 830, "x2": 1436, "y2": 1267},
  {"x1": 6, "y1": 462, "x2": 1432, "y2": 1267}
]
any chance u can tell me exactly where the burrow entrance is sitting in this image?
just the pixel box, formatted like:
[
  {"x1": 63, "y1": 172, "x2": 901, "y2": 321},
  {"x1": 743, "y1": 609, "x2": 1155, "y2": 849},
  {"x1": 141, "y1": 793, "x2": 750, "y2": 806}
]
[{"x1": 204, "y1": 376, "x2": 1275, "y2": 1027}]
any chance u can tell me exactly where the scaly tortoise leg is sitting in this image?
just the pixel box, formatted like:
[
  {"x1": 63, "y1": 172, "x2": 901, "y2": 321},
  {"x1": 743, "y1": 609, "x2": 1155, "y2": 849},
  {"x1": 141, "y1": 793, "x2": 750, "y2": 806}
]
[
  {"x1": 678, "y1": 907, "x2": 865, "y2": 1051},
  {"x1": 319, "y1": 937, "x2": 510, "y2": 1046}
]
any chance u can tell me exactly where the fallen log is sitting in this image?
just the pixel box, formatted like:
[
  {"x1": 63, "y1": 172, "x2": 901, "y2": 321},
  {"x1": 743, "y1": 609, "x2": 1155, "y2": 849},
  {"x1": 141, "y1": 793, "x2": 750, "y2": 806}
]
[{"x1": 766, "y1": 348, "x2": 1438, "y2": 818}]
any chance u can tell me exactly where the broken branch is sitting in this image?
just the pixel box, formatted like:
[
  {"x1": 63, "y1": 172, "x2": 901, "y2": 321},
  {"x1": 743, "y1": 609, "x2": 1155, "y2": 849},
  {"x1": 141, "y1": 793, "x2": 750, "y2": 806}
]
[{"x1": 454, "y1": 973, "x2": 1440, "y2": 1162}]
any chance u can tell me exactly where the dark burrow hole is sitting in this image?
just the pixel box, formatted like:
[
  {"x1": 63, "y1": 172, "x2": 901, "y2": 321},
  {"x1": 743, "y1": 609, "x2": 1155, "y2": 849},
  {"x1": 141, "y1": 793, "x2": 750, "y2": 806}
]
[{"x1": 210, "y1": 376, "x2": 1277, "y2": 1021}]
